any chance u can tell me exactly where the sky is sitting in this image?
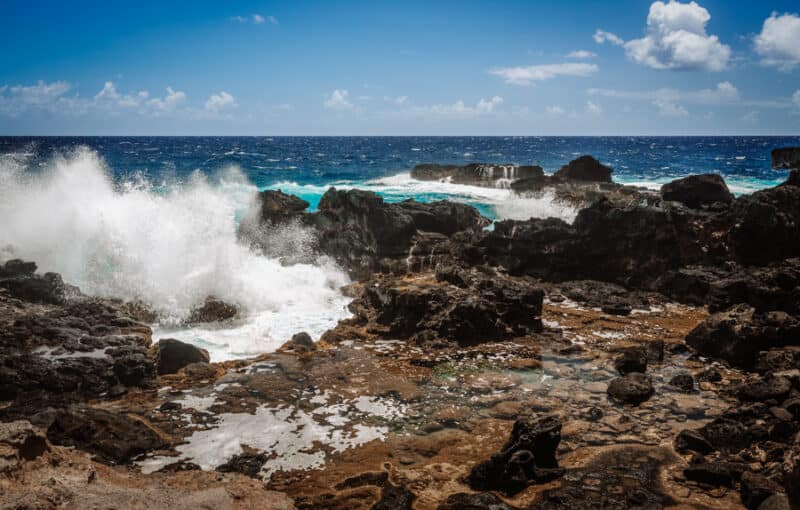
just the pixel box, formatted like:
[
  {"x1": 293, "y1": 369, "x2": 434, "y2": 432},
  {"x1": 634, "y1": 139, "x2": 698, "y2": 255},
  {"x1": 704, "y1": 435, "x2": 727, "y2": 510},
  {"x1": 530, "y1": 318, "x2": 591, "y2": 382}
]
[{"x1": 0, "y1": 0, "x2": 799, "y2": 135}]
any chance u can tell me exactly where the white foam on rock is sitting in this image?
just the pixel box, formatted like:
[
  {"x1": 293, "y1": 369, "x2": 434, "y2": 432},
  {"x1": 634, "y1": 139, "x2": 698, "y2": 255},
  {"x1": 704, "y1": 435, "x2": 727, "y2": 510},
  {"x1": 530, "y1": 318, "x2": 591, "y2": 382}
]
[{"x1": 138, "y1": 393, "x2": 407, "y2": 479}]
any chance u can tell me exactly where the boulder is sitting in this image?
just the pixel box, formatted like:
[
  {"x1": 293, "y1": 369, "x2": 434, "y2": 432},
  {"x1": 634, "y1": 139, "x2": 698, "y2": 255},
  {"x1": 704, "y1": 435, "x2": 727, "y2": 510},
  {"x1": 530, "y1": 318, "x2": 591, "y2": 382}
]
[
  {"x1": 684, "y1": 462, "x2": 742, "y2": 487},
  {"x1": 685, "y1": 305, "x2": 800, "y2": 369},
  {"x1": 661, "y1": 174, "x2": 733, "y2": 209},
  {"x1": 669, "y1": 373, "x2": 695, "y2": 392},
  {"x1": 466, "y1": 415, "x2": 563, "y2": 495},
  {"x1": 607, "y1": 373, "x2": 654, "y2": 405},
  {"x1": 740, "y1": 471, "x2": 784, "y2": 510},
  {"x1": 253, "y1": 189, "x2": 309, "y2": 225},
  {"x1": 784, "y1": 437, "x2": 800, "y2": 507},
  {"x1": 726, "y1": 184, "x2": 800, "y2": 266},
  {"x1": 0, "y1": 264, "x2": 74, "y2": 305},
  {"x1": 737, "y1": 376, "x2": 793, "y2": 403},
  {"x1": 279, "y1": 332, "x2": 316, "y2": 353},
  {"x1": 43, "y1": 406, "x2": 167, "y2": 464},
  {"x1": 0, "y1": 421, "x2": 48, "y2": 473},
  {"x1": 771, "y1": 147, "x2": 800, "y2": 170},
  {"x1": 553, "y1": 155, "x2": 612, "y2": 182},
  {"x1": 349, "y1": 272, "x2": 543, "y2": 346},
  {"x1": 675, "y1": 429, "x2": 713, "y2": 454},
  {"x1": 309, "y1": 188, "x2": 488, "y2": 277},
  {"x1": 155, "y1": 339, "x2": 210, "y2": 375},
  {"x1": 187, "y1": 297, "x2": 238, "y2": 323},
  {"x1": 614, "y1": 347, "x2": 648, "y2": 375}
]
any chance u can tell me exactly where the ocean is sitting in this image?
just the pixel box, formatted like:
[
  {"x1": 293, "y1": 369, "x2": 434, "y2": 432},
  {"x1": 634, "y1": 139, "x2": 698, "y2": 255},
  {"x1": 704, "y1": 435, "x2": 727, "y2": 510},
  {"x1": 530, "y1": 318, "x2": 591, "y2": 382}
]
[{"x1": 1, "y1": 136, "x2": 797, "y2": 360}]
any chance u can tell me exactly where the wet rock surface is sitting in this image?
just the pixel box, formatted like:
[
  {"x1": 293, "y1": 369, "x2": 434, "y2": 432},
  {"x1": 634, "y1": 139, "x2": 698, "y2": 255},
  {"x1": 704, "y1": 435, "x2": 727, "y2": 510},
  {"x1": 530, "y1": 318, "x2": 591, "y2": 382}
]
[
  {"x1": 344, "y1": 271, "x2": 543, "y2": 346},
  {"x1": 155, "y1": 338, "x2": 211, "y2": 375}
]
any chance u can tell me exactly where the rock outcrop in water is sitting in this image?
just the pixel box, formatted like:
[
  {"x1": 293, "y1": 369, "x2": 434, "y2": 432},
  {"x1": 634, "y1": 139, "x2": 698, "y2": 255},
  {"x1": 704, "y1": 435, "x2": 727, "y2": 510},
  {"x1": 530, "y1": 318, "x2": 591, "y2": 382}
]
[
  {"x1": 661, "y1": 173, "x2": 734, "y2": 209},
  {"x1": 410, "y1": 162, "x2": 545, "y2": 186}
]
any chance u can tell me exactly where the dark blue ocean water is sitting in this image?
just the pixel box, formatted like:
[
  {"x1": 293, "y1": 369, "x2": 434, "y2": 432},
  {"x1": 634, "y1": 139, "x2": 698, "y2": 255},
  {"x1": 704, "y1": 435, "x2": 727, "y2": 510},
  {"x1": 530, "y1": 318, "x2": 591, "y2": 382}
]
[{"x1": 3, "y1": 136, "x2": 797, "y2": 184}]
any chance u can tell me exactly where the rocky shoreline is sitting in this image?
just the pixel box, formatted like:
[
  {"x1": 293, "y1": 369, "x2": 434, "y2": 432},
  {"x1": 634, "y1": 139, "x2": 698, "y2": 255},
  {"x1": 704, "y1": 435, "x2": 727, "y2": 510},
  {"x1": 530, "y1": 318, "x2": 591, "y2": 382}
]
[{"x1": 1, "y1": 152, "x2": 799, "y2": 509}]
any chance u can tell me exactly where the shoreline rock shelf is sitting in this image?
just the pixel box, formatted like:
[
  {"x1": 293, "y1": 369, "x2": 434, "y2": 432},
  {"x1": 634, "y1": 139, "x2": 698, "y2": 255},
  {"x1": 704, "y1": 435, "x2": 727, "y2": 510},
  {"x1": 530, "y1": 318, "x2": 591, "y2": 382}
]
[{"x1": 2, "y1": 152, "x2": 800, "y2": 509}]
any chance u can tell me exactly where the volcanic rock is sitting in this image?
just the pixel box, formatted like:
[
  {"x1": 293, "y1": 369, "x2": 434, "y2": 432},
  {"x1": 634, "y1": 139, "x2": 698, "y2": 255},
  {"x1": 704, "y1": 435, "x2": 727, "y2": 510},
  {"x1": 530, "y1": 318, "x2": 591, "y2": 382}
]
[
  {"x1": 614, "y1": 347, "x2": 648, "y2": 375},
  {"x1": 42, "y1": 406, "x2": 167, "y2": 464},
  {"x1": 348, "y1": 272, "x2": 543, "y2": 346},
  {"x1": 685, "y1": 305, "x2": 800, "y2": 369},
  {"x1": 661, "y1": 173, "x2": 734, "y2": 209},
  {"x1": 607, "y1": 373, "x2": 654, "y2": 405},
  {"x1": 553, "y1": 155, "x2": 612, "y2": 182},
  {"x1": 466, "y1": 415, "x2": 563, "y2": 495},
  {"x1": 187, "y1": 297, "x2": 238, "y2": 323},
  {"x1": 411, "y1": 163, "x2": 544, "y2": 186},
  {"x1": 155, "y1": 338, "x2": 210, "y2": 375}
]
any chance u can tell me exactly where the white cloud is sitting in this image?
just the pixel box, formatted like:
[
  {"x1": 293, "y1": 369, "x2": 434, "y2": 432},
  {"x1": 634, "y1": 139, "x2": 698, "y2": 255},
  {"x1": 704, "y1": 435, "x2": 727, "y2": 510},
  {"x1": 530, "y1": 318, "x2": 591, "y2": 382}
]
[
  {"x1": 324, "y1": 89, "x2": 354, "y2": 110},
  {"x1": 489, "y1": 63, "x2": 598, "y2": 86},
  {"x1": 588, "y1": 81, "x2": 739, "y2": 105},
  {"x1": 94, "y1": 81, "x2": 150, "y2": 109},
  {"x1": 8, "y1": 80, "x2": 71, "y2": 105},
  {"x1": 754, "y1": 13, "x2": 800, "y2": 70},
  {"x1": 205, "y1": 91, "x2": 237, "y2": 113},
  {"x1": 545, "y1": 105, "x2": 565, "y2": 115},
  {"x1": 411, "y1": 96, "x2": 503, "y2": 117},
  {"x1": 586, "y1": 101, "x2": 602, "y2": 115},
  {"x1": 653, "y1": 98, "x2": 688, "y2": 116},
  {"x1": 382, "y1": 95, "x2": 409, "y2": 105},
  {"x1": 623, "y1": 1, "x2": 730, "y2": 71},
  {"x1": 793, "y1": 90, "x2": 800, "y2": 108},
  {"x1": 0, "y1": 80, "x2": 80, "y2": 116},
  {"x1": 147, "y1": 86, "x2": 186, "y2": 112},
  {"x1": 594, "y1": 29, "x2": 624, "y2": 46},
  {"x1": 566, "y1": 50, "x2": 597, "y2": 59},
  {"x1": 0, "y1": 80, "x2": 192, "y2": 118},
  {"x1": 232, "y1": 14, "x2": 276, "y2": 25}
]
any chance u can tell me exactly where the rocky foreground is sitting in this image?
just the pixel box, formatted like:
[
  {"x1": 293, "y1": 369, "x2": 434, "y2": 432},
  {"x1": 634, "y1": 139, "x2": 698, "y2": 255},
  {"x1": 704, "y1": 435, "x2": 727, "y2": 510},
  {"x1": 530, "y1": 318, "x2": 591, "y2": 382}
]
[{"x1": 1, "y1": 154, "x2": 800, "y2": 509}]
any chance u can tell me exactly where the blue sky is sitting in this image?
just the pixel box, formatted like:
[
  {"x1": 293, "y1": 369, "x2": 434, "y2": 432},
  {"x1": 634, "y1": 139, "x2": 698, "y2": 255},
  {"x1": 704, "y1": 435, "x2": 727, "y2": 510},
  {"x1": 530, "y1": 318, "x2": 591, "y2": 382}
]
[{"x1": 1, "y1": 0, "x2": 799, "y2": 135}]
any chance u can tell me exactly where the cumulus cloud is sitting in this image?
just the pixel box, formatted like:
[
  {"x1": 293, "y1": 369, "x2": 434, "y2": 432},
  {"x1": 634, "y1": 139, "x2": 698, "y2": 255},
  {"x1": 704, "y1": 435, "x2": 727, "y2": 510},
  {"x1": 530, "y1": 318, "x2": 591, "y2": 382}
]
[
  {"x1": 545, "y1": 105, "x2": 565, "y2": 115},
  {"x1": 566, "y1": 50, "x2": 597, "y2": 59},
  {"x1": 754, "y1": 13, "x2": 800, "y2": 70},
  {"x1": 324, "y1": 89, "x2": 354, "y2": 110},
  {"x1": 623, "y1": 1, "x2": 731, "y2": 71},
  {"x1": 146, "y1": 86, "x2": 186, "y2": 112},
  {"x1": 594, "y1": 30, "x2": 624, "y2": 46},
  {"x1": 404, "y1": 96, "x2": 503, "y2": 117},
  {"x1": 586, "y1": 101, "x2": 602, "y2": 115},
  {"x1": 489, "y1": 63, "x2": 598, "y2": 86},
  {"x1": 205, "y1": 91, "x2": 237, "y2": 113},
  {"x1": 94, "y1": 81, "x2": 150, "y2": 109},
  {"x1": 653, "y1": 98, "x2": 689, "y2": 116},
  {"x1": 0, "y1": 80, "x2": 78, "y2": 116},
  {"x1": 0, "y1": 80, "x2": 191, "y2": 118}
]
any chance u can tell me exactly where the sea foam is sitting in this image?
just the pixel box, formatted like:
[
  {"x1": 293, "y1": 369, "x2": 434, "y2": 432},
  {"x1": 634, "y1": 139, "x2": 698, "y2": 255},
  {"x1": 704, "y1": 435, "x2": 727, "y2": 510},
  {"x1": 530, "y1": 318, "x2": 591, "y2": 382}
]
[{"x1": 0, "y1": 147, "x2": 351, "y2": 360}]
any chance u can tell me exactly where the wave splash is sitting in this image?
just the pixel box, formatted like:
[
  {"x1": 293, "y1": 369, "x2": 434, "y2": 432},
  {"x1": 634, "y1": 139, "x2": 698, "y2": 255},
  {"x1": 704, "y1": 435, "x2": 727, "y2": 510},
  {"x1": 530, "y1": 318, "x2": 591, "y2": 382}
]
[{"x1": 0, "y1": 147, "x2": 351, "y2": 360}]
